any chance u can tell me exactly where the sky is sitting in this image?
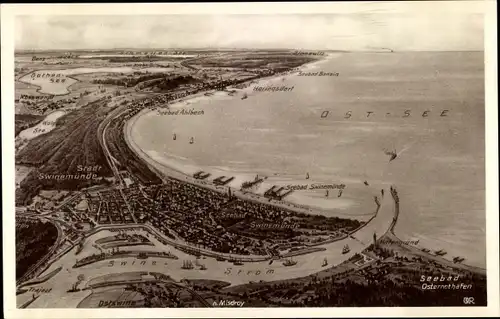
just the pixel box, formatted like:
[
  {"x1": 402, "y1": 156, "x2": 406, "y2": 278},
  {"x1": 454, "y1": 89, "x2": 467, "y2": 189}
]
[{"x1": 15, "y1": 2, "x2": 485, "y2": 51}]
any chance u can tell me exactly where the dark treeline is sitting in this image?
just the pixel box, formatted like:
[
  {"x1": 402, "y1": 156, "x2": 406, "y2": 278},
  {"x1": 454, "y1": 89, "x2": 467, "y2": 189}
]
[
  {"x1": 247, "y1": 273, "x2": 487, "y2": 307},
  {"x1": 92, "y1": 74, "x2": 198, "y2": 91},
  {"x1": 150, "y1": 75, "x2": 198, "y2": 91},
  {"x1": 92, "y1": 73, "x2": 168, "y2": 87},
  {"x1": 16, "y1": 219, "x2": 58, "y2": 280},
  {"x1": 105, "y1": 116, "x2": 162, "y2": 185},
  {"x1": 15, "y1": 114, "x2": 44, "y2": 136}
]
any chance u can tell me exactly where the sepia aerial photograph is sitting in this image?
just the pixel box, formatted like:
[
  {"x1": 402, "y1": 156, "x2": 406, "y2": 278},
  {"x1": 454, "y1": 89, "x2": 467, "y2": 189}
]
[{"x1": 2, "y1": 1, "x2": 498, "y2": 317}]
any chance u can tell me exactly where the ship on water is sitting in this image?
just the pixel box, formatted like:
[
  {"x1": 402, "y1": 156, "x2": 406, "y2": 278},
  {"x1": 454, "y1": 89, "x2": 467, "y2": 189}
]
[
  {"x1": 189, "y1": 137, "x2": 194, "y2": 144},
  {"x1": 384, "y1": 148, "x2": 398, "y2": 162},
  {"x1": 282, "y1": 258, "x2": 297, "y2": 267},
  {"x1": 322, "y1": 258, "x2": 328, "y2": 267},
  {"x1": 240, "y1": 174, "x2": 265, "y2": 191},
  {"x1": 232, "y1": 260, "x2": 243, "y2": 266},
  {"x1": 241, "y1": 93, "x2": 248, "y2": 100},
  {"x1": 193, "y1": 171, "x2": 211, "y2": 180},
  {"x1": 137, "y1": 252, "x2": 149, "y2": 259},
  {"x1": 199, "y1": 264, "x2": 207, "y2": 270},
  {"x1": 342, "y1": 245, "x2": 350, "y2": 254},
  {"x1": 453, "y1": 256, "x2": 465, "y2": 263},
  {"x1": 434, "y1": 249, "x2": 447, "y2": 256},
  {"x1": 181, "y1": 260, "x2": 194, "y2": 269}
]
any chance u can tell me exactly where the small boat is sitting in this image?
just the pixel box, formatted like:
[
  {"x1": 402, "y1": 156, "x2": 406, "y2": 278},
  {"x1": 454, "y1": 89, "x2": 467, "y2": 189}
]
[
  {"x1": 306, "y1": 172, "x2": 310, "y2": 180},
  {"x1": 233, "y1": 260, "x2": 243, "y2": 266},
  {"x1": 216, "y1": 256, "x2": 226, "y2": 262},
  {"x1": 421, "y1": 248, "x2": 430, "y2": 253},
  {"x1": 384, "y1": 149, "x2": 398, "y2": 162},
  {"x1": 189, "y1": 137, "x2": 194, "y2": 144},
  {"x1": 283, "y1": 258, "x2": 297, "y2": 267},
  {"x1": 181, "y1": 260, "x2": 194, "y2": 269},
  {"x1": 322, "y1": 258, "x2": 328, "y2": 267},
  {"x1": 173, "y1": 133, "x2": 176, "y2": 140},
  {"x1": 342, "y1": 245, "x2": 350, "y2": 254},
  {"x1": 199, "y1": 264, "x2": 207, "y2": 270},
  {"x1": 241, "y1": 93, "x2": 248, "y2": 100},
  {"x1": 364, "y1": 181, "x2": 369, "y2": 186}
]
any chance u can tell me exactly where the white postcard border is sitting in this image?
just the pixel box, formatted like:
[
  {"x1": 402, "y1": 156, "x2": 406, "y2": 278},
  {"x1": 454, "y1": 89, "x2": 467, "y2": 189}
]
[{"x1": 2, "y1": 1, "x2": 498, "y2": 318}]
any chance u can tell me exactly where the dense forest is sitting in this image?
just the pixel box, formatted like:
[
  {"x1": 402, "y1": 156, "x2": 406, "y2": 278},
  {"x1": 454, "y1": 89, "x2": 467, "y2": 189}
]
[
  {"x1": 92, "y1": 73, "x2": 168, "y2": 87},
  {"x1": 105, "y1": 116, "x2": 162, "y2": 184},
  {"x1": 15, "y1": 114, "x2": 44, "y2": 136},
  {"x1": 16, "y1": 219, "x2": 58, "y2": 280},
  {"x1": 15, "y1": 99, "x2": 113, "y2": 206}
]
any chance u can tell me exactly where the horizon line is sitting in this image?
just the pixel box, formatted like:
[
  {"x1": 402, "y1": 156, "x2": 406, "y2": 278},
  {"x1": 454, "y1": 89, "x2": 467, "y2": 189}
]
[{"x1": 14, "y1": 48, "x2": 485, "y2": 53}]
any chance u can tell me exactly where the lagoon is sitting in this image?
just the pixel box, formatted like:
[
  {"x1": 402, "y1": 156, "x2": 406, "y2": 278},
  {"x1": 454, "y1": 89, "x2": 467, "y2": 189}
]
[{"x1": 18, "y1": 66, "x2": 174, "y2": 95}]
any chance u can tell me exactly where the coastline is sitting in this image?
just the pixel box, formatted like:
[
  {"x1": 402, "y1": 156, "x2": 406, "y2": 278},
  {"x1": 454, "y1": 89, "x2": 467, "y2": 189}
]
[
  {"x1": 125, "y1": 52, "x2": 366, "y2": 215},
  {"x1": 125, "y1": 112, "x2": 370, "y2": 222},
  {"x1": 16, "y1": 185, "x2": 485, "y2": 307},
  {"x1": 114, "y1": 64, "x2": 408, "y2": 289},
  {"x1": 123, "y1": 52, "x2": 484, "y2": 273},
  {"x1": 157, "y1": 53, "x2": 335, "y2": 110},
  {"x1": 382, "y1": 188, "x2": 486, "y2": 275},
  {"x1": 125, "y1": 54, "x2": 375, "y2": 218}
]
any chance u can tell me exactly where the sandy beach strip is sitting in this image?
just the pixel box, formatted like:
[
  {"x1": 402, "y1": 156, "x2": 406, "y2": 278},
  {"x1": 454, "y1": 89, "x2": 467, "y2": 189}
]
[
  {"x1": 123, "y1": 53, "x2": 380, "y2": 218},
  {"x1": 153, "y1": 53, "x2": 337, "y2": 110}
]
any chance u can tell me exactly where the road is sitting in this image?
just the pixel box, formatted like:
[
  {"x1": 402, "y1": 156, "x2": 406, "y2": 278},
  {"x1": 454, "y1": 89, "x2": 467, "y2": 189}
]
[
  {"x1": 97, "y1": 103, "x2": 127, "y2": 188},
  {"x1": 80, "y1": 223, "x2": 270, "y2": 262},
  {"x1": 15, "y1": 188, "x2": 397, "y2": 308},
  {"x1": 97, "y1": 102, "x2": 137, "y2": 223}
]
